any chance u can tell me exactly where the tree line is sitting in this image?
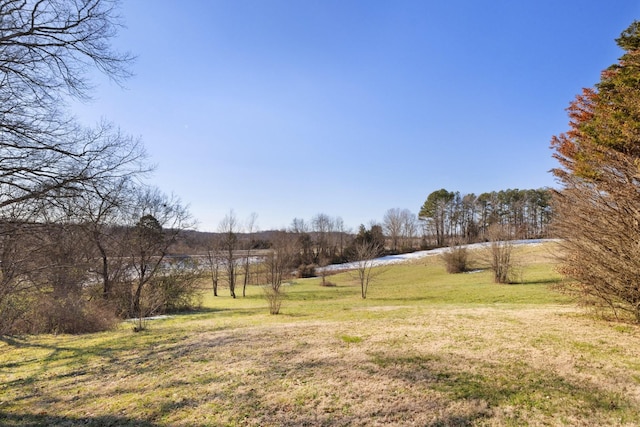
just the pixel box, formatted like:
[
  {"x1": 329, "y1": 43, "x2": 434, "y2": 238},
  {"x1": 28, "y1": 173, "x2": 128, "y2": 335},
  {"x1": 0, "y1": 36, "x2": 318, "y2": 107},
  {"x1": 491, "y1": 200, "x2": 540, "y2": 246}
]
[
  {"x1": 198, "y1": 190, "x2": 552, "y2": 306},
  {"x1": 418, "y1": 188, "x2": 552, "y2": 247}
]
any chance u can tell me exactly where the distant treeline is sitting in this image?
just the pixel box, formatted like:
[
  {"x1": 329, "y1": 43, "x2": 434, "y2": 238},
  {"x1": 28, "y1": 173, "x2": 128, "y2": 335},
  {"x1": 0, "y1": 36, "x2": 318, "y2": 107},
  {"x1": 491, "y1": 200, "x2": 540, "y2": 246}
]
[
  {"x1": 419, "y1": 188, "x2": 552, "y2": 247},
  {"x1": 176, "y1": 188, "x2": 553, "y2": 258}
]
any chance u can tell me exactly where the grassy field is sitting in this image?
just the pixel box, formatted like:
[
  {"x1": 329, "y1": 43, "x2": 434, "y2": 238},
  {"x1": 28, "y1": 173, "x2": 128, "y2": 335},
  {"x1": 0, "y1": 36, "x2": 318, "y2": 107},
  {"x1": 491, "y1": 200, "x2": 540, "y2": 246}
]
[{"x1": 2, "y1": 241, "x2": 640, "y2": 426}]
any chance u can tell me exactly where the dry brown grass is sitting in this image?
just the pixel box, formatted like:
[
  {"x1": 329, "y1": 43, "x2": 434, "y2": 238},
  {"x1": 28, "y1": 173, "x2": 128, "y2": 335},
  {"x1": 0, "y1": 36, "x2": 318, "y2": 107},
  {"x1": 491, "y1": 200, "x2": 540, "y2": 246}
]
[{"x1": 3, "y1": 304, "x2": 640, "y2": 426}]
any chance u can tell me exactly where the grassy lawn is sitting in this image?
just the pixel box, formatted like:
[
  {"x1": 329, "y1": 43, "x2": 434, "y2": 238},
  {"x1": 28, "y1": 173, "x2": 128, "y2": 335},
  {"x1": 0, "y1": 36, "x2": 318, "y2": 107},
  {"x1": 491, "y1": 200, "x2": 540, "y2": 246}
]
[{"x1": 2, "y1": 241, "x2": 640, "y2": 426}]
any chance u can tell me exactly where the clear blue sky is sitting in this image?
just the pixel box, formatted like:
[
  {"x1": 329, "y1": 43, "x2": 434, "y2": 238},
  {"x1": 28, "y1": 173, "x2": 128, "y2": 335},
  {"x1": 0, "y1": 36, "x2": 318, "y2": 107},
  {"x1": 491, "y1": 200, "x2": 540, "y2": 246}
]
[{"x1": 71, "y1": 1, "x2": 640, "y2": 232}]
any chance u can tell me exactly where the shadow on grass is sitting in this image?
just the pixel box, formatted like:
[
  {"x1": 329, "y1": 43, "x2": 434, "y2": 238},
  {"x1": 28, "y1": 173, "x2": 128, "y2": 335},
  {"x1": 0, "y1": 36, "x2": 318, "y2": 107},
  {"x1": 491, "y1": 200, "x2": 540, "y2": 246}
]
[
  {"x1": 170, "y1": 306, "x2": 227, "y2": 315},
  {"x1": 0, "y1": 412, "x2": 161, "y2": 427},
  {"x1": 515, "y1": 277, "x2": 563, "y2": 286},
  {"x1": 0, "y1": 335, "x2": 97, "y2": 363},
  {"x1": 0, "y1": 335, "x2": 30, "y2": 348},
  {"x1": 285, "y1": 290, "x2": 356, "y2": 301},
  {"x1": 276, "y1": 312, "x2": 311, "y2": 318},
  {"x1": 370, "y1": 352, "x2": 638, "y2": 424},
  {"x1": 182, "y1": 306, "x2": 267, "y2": 317},
  {"x1": 366, "y1": 296, "x2": 439, "y2": 303},
  {"x1": 216, "y1": 307, "x2": 268, "y2": 317}
]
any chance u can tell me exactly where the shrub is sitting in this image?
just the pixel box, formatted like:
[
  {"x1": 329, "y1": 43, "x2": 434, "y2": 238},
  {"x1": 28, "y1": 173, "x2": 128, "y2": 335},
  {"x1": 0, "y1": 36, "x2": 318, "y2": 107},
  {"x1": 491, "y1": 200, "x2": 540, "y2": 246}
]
[
  {"x1": 297, "y1": 263, "x2": 316, "y2": 278},
  {"x1": 442, "y1": 245, "x2": 470, "y2": 273},
  {"x1": 26, "y1": 294, "x2": 119, "y2": 334},
  {"x1": 263, "y1": 285, "x2": 284, "y2": 315},
  {"x1": 153, "y1": 262, "x2": 203, "y2": 313},
  {"x1": 0, "y1": 290, "x2": 36, "y2": 335},
  {"x1": 486, "y1": 225, "x2": 515, "y2": 284}
]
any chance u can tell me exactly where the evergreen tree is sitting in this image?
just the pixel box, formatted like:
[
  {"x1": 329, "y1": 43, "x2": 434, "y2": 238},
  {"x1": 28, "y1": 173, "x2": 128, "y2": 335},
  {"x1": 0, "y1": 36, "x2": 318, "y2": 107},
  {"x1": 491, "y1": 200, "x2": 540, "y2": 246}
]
[{"x1": 551, "y1": 20, "x2": 640, "y2": 321}]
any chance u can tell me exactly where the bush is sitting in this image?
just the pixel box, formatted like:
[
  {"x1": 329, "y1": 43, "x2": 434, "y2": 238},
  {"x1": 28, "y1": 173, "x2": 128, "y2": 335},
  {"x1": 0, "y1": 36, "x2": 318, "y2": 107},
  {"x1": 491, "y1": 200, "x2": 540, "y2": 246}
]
[
  {"x1": 441, "y1": 245, "x2": 470, "y2": 273},
  {"x1": 0, "y1": 289, "x2": 36, "y2": 335},
  {"x1": 108, "y1": 258, "x2": 203, "y2": 320},
  {"x1": 153, "y1": 263, "x2": 203, "y2": 313},
  {"x1": 486, "y1": 225, "x2": 515, "y2": 284},
  {"x1": 26, "y1": 294, "x2": 119, "y2": 334},
  {"x1": 263, "y1": 285, "x2": 284, "y2": 315},
  {"x1": 296, "y1": 263, "x2": 316, "y2": 278}
]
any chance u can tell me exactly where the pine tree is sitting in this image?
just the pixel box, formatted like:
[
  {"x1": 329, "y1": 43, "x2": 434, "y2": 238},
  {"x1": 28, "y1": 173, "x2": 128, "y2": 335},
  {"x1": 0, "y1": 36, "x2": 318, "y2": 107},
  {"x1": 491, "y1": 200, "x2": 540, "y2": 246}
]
[{"x1": 551, "y1": 20, "x2": 640, "y2": 321}]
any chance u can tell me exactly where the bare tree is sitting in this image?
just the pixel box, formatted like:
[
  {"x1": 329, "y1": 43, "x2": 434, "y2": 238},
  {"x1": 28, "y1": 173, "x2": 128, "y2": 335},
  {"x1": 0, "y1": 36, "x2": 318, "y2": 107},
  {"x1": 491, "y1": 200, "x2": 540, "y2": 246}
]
[
  {"x1": 334, "y1": 216, "x2": 350, "y2": 260},
  {"x1": 27, "y1": 217, "x2": 98, "y2": 332},
  {"x1": 0, "y1": 0, "x2": 135, "y2": 211},
  {"x1": 0, "y1": 205, "x2": 48, "y2": 333},
  {"x1": 312, "y1": 213, "x2": 334, "y2": 263},
  {"x1": 262, "y1": 231, "x2": 296, "y2": 314},
  {"x1": 290, "y1": 217, "x2": 314, "y2": 276},
  {"x1": 486, "y1": 224, "x2": 515, "y2": 284},
  {"x1": 399, "y1": 209, "x2": 418, "y2": 251},
  {"x1": 219, "y1": 210, "x2": 240, "y2": 298},
  {"x1": 383, "y1": 208, "x2": 418, "y2": 252},
  {"x1": 204, "y1": 235, "x2": 223, "y2": 297},
  {"x1": 313, "y1": 213, "x2": 340, "y2": 286},
  {"x1": 0, "y1": 0, "x2": 143, "y2": 333},
  {"x1": 0, "y1": 0, "x2": 132, "y2": 99},
  {"x1": 241, "y1": 213, "x2": 258, "y2": 297},
  {"x1": 350, "y1": 240, "x2": 385, "y2": 299},
  {"x1": 383, "y1": 208, "x2": 403, "y2": 253},
  {"x1": 0, "y1": 152, "x2": 146, "y2": 334},
  {"x1": 3, "y1": 195, "x2": 129, "y2": 334},
  {"x1": 72, "y1": 140, "x2": 149, "y2": 299},
  {"x1": 125, "y1": 187, "x2": 192, "y2": 322},
  {"x1": 290, "y1": 217, "x2": 308, "y2": 234},
  {"x1": 0, "y1": 1, "x2": 208, "y2": 334}
]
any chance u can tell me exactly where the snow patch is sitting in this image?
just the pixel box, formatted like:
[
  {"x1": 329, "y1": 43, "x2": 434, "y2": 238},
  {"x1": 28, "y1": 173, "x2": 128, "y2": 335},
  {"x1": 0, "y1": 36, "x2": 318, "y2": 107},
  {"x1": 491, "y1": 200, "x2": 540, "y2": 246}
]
[{"x1": 319, "y1": 239, "x2": 559, "y2": 273}]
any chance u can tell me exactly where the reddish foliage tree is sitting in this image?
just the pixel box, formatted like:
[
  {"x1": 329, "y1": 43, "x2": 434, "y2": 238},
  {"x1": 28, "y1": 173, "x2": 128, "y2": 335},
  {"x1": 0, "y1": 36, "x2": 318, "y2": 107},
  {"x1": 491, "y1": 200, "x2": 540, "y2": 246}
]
[{"x1": 552, "y1": 21, "x2": 640, "y2": 321}]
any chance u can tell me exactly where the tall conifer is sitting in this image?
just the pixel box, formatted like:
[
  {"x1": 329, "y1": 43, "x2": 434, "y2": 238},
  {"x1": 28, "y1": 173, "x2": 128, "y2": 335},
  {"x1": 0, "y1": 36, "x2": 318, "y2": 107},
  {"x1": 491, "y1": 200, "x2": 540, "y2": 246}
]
[{"x1": 552, "y1": 21, "x2": 640, "y2": 321}]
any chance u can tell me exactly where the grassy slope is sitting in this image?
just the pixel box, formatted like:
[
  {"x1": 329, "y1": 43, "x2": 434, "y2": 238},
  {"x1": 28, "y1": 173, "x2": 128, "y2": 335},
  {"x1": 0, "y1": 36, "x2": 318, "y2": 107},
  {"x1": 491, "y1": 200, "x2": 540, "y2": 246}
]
[{"x1": 2, "y1": 242, "x2": 640, "y2": 426}]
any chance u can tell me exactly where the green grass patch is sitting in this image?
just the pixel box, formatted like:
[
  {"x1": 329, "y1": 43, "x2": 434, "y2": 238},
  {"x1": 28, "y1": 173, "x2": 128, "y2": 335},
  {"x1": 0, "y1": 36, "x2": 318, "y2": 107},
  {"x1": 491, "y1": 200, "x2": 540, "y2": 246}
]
[{"x1": 339, "y1": 334, "x2": 363, "y2": 344}]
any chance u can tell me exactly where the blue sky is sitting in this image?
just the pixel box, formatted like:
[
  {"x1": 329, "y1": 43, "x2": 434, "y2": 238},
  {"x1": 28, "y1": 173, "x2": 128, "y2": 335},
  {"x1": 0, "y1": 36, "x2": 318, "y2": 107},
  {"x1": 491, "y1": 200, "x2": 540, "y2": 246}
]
[{"x1": 71, "y1": 1, "x2": 640, "y2": 231}]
